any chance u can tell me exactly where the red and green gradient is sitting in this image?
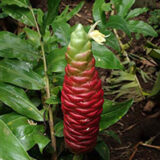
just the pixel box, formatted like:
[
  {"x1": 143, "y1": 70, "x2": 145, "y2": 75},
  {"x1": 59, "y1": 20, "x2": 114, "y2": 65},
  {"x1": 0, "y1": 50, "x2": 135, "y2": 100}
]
[{"x1": 61, "y1": 24, "x2": 104, "y2": 153}]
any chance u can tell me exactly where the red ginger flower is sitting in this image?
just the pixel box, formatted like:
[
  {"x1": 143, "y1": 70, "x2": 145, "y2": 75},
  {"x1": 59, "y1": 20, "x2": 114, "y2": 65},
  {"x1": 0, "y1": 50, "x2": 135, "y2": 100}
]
[{"x1": 61, "y1": 24, "x2": 104, "y2": 154}]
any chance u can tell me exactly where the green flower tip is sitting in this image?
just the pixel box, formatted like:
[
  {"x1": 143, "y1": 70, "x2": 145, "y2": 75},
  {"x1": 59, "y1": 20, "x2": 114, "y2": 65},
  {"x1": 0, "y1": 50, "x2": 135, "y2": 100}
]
[
  {"x1": 75, "y1": 23, "x2": 84, "y2": 32},
  {"x1": 69, "y1": 24, "x2": 89, "y2": 49},
  {"x1": 72, "y1": 24, "x2": 88, "y2": 39}
]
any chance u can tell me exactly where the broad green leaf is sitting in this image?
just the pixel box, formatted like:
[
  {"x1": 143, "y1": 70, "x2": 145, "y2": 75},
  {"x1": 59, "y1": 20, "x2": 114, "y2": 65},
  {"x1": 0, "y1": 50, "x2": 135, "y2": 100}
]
[
  {"x1": 0, "y1": 82, "x2": 43, "y2": 121},
  {"x1": 45, "y1": 0, "x2": 61, "y2": 26},
  {"x1": 47, "y1": 47, "x2": 67, "y2": 73},
  {"x1": 112, "y1": 0, "x2": 135, "y2": 18},
  {"x1": 102, "y1": 99, "x2": 114, "y2": 114},
  {"x1": 0, "y1": 31, "x2": 39, "y2": 61},
  {"x1": 2, "y1": 5, "x2": 35, "y2": 26},
  {"x1": 95, "y1": 141, "x2": 110, "y2": 160},
  {"x1": 0, "y1": 119, "x2": 32, "y2": 160},
  {"x1": 150, "y1": 72, "x2": 160, "y2": 96},
  {"x1": 0, "y1": 113, "x2": 50, "y2": 152},
  {"x1": 126, "y1": 8, "x2": 148, "y2": 20},
  {"x1": 106, "y1": 15, "x2": 130, "y2": 36},
  {"x1": 100, "y1": 99, "x2": 133, "y2": 131},
  {"x1": 92, "y1": 42, "x2": 123, "y2": 70},
  {"x1": 127, "y1": 20, "x2": 158, "y2": 37},
  {"x1": 52, "y1": 22, "x2": 71, "y2": 46},
  {"x1": 0, "y1": 59, "x2": 44, "y2": 90},
  {"x1": 1, "y1": 0, "x2": 30, "y2": 8},
  {"x1": 55, "y1": 120, "x2": 64, "y2": 137},
  {"x1": 93, "y1": 0, "x2": 106, "y2": 27}
]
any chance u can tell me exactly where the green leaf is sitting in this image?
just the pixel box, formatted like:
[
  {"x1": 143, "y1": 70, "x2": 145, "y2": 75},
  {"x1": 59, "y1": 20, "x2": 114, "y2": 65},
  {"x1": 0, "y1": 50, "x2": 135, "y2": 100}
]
[
  {"x1": 103, "y1": 130, "x2": 121, "y2": 144},
  {"x1": 45, "y1": 95, "x2": 60, "y2": 105},
  {"x1": 52, "y1": 22, "x2": 71, "y2": 46},
  {"x1": 47, "y1": 47, "x2": 67, "y2": 73},
  {"x1": 43, "y1": 27, "x2": 58, "y2": 53},
  {"x1": 0, "y1": 59, "x2": 44, "y2": 90},
  {"x1": 51, "y1": 86, "x2": 62, "y2": 96},
  {"x1": 34, "y1": 8, "x2": 44, "y2": 27},
  {"x1": 55, "y1": 120, "x2": 64, "y2": 137},
  {"x1": 95, "y1": 141, "x2": 110, "y2": 160},
  {"x1": 100, "y1": 99, "x2": 133, "y2": 131},
  {"x1": 65, "y1": 1, "x2": 84, "y2": 21},
  {"x1": 149, "y1": 49, "x2": 160, "y2": 61},
  {"x1": 150, "y1": 72, "x2": 160, "y2": 96},
  {"x1": 0, "y1": 12, "x2": 8, "y2": 18},
  {"x1": 57, "y1": 5, "x2": 69, "y2": 20},
  {"x1": 0, "y1": 119, "x2": 32, "y2": 160},
  {"x1": 1, "y1": 0, "x2": 30, "y2": 8},
  {"x1": 127, "y1": 20, "x2": 158, "y2": 37},
  {"x1": 2, "y1": 5, "x2": 35, "y2": 26},
  {"x1": 112, "y1": 0, "x2": 135, "y2": 18},
  {"x1": 92, "y1": 42, "x2": 123, "y2": 70},
  {"x1": 24, "y1": 28, "x2": 40, "y2": 47},
  {"x1": 0, "y1": 113, "x2": 50, "y2": 152},
  {"x1": 0, "y1": 31, "x2": 39, "y2": 61},
  {"x1": 101, "y1": 29, "x2": 120, "y2": 52},
  {"x1": 0, "y1": 82, "x2": 43, "y2": 121},
  {"x1": 45, "y1": 0, "x2": 61, "y2": 26},
  {"x1": 102, "y1": 99, "x2": 114, "y2": 114},
  {"x1": 101, "y1": 2, "x2": 112, "y2": 12},
  {"x1": 93, "y1": 0, "x2": 106, "y2": 27},
  {"x1": 56, "y1": 1, "x2": 84, "y2": 23},
  {"x1": 106, "y1": 15, "x2": 131, "y2": 36},
  {"x1": 126, "y1": 8, "x2": 148, "y2": 20}
]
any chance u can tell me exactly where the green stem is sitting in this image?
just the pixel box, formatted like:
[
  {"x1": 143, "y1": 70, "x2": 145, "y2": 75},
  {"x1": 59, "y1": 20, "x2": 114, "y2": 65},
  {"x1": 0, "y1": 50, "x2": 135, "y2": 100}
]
[
  {"x1": 29, "y1": 6, "x2": 57, "y2": 157},
  {"x1": 73, "y1": 154, "x2": 83, "y2": 160}
]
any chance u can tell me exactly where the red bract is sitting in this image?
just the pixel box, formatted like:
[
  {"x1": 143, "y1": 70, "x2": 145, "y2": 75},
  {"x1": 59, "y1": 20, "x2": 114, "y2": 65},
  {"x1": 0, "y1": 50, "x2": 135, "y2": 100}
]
[{"x1": 61, "y1": 24, "x2": 104, "y2": 153}]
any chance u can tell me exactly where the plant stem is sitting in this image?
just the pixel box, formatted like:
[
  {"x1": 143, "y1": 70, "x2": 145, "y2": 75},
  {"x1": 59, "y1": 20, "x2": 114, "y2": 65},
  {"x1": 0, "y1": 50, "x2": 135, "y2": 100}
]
[
  {"x1": 73, "y1": 154, "x2": 83, "y2": 160},
  {"x1": 29, "y1": 6, "x2": 57, "y2": 157}
]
